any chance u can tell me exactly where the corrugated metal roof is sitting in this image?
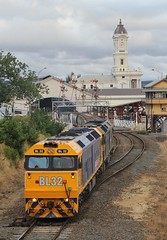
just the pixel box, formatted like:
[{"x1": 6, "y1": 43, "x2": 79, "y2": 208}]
[
  {"x1": 90, "y1": 88, "x2": 144, "y2": 96},
  {"x1": 141, "y1": 81, "x2": 153, "y2": 87},
  {"x1": 104, "y1": 99, "x2": 144, "y2": 107},
  {"x1": 143, "y1": 89, "x2": 167, "y2": 92}
]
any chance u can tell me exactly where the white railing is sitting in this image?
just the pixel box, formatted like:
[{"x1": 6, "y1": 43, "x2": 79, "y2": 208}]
[{"x1": 114, "y1": 119, "x2": 135, "y2": 128}]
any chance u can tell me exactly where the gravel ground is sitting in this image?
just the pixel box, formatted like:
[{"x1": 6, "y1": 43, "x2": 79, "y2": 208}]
[{"x1": 0, "y1": 132, "x2": 167, "y2": 240}]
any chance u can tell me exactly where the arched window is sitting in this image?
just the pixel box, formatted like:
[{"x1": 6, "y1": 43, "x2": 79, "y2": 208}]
[{"x1": 131, "y1": 79, "x2": 137, "y2": 88}]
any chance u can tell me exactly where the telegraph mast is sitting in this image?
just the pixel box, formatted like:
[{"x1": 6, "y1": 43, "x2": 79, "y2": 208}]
[
  {"x1": 60, "y1": 80, "x2": 68, "y2": 102},
  {"x1": 71, "y1": 79, "x2": 78, "y2": 103},
  {"x1": 92, "y1": 79, "x2": 100, "y2": 105}
]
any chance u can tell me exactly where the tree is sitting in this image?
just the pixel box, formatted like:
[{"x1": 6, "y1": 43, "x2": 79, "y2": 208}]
[
  {"x1": 66, "y1": 72, "x2": 81, "y2": 83},
  {"x1": 66, "y1": 72, "x2": 74, "y2": 83},
  {"x1": 0, "y1": 116, "x2": 39, "y2": 157},
  {"x1": 0, "y1": 111, "x2": 65, "y2": 159},
  {"x1": 0, "y1": 51, "x2": 48, "y2": 105},
  {"x1": 30, "y1": 109, "x2": 66, "y2": 135}
]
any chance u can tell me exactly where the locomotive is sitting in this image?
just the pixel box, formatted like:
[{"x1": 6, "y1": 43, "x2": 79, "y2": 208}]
[{"x1": 24, "y1": 118, "x2": 113, "y2": 218}]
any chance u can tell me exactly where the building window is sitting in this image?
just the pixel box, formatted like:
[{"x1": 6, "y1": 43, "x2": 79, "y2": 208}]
[
  {"x1": 121, "y1": 59, "x2": 124, "y2": 65},
  {"x1": 131, "y1": 79, "x2": 137, "y2": 88},
  {"x1": 160, "y1": 104, "x2": 166, "y2": 112},
  {"x1": 122, "y1": 76, "x2": 125, "y2": 78},
  {"x1": 155, "y1": 93, "x2": 161, "y2": 98},
  {"x1": 162, "y1": 93, "x2": 167, "y2": 98},
  {"x1": 90, "y1": 85, "x2": 93, "y2": 89},
  {"x1": 83, "y1": 84, "x2": 86, "y2": 89},
  {"x1": 110, "y1": 84, "x2": 113, "y2": 87},
  {"x1": 161, "y1": 107, "x2": 166, "y2": 112}
]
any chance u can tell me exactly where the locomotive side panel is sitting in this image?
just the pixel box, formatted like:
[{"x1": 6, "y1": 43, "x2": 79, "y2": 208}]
[
  {"x1": 80, "y1": 136, "x2": 101, "y2": 186},
  {"x1": 104, "y1": 129, "x2": 113, "y2": 158}
]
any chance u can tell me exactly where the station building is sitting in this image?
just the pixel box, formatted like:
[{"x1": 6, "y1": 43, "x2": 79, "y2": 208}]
[{"x1": 143, "y1": 77, "x2": 167, "y2": 132}]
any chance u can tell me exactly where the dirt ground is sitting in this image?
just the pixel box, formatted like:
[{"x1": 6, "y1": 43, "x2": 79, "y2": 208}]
[
  {"x1": 113, "y1": 133, "x2": 167, "y2": 240},
  {"x1": 0, "y1": 152, "x2": 24, "y2": 221},
  {"x1": 0, "y1": 133, "x2": 167, "y2": 239}
]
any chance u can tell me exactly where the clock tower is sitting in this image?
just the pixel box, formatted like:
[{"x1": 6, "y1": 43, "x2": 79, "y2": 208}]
[
  {"x1": 112, "y1": 20, "x2": 142, "y2": 88},
  {"x1": 76, "y1": 20, "x2": 142, "y2": 90},
  {"x1": 112, "y1": 19, "x2": 128, "y2": 72}
]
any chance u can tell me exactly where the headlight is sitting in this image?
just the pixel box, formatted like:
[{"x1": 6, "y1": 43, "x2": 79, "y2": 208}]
[{"x1": 32, "y1": 198, "x2": 38, "y2": 202}]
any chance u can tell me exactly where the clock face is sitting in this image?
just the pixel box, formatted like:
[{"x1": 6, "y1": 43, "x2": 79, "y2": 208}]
[{"x1": 120, "y1": 41, "x2": 124, "y2": 48}]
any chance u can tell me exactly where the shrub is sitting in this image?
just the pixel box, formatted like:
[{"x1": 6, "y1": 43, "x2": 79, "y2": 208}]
[
  {"x1": 0, "y1": 116, "x2": 38, "y2": 157},
  {"x1": 0, "y1": 110, "x2": 66, "y2": 166},
  {"x1": 3, "y1": 145, "x2": 19, "y2": 167},
  {"x1": 30, "y1": 109, "x2": 66, "y2": 135}
]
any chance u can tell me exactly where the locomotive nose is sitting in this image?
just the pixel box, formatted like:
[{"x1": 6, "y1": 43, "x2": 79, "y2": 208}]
[{"x1": 47, "y1": 201, "x2": 54, "y2": 210}]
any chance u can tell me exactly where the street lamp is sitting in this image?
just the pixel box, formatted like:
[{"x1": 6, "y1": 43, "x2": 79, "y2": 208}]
[
  {"x1": 38, "y1": 67, "x2": 47, "y2": 79},
  {"x1": 152, "y1": 68, "x2": 163, "y2": 79}
]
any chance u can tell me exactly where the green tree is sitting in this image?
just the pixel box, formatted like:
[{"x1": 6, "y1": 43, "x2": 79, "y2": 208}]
[
  {"x1": 0, "y1": 51, "x2": 48, "y2": 105},
  {"x1": 0, "y1": 116, "x2": 38, "y2": 157},
  {"x1": 66, "y1": 72, "x2": 81, "y2": 83},
  {"x1": 66, "y1": 72, "x2": 74, "y2": 83},
  {"x1": 30, "y1": 109, "x2": 66, "y2": 135}
]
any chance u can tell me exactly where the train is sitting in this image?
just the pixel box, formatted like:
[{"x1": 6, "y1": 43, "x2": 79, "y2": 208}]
[{"x1": 24, "y1": 117, "x2": 113, "y2": 218}]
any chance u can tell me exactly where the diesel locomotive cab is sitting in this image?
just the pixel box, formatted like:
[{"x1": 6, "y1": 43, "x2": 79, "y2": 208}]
[{"x1": 24, "y1": 141, "x2": 81, "y2": 218}]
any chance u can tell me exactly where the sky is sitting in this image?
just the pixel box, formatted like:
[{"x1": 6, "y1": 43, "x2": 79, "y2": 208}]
[{"x1": 0, "y1": 0, "x2": 167, "y2": 81}]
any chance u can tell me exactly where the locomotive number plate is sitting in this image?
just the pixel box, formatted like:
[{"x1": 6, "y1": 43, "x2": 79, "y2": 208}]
[{"x1": 39, "y1": 176, "x2": 63, "y2": 186}]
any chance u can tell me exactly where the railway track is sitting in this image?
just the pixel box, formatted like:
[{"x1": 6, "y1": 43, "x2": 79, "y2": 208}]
[
  {"x1": 15, "y1": 219, "x2": 70, "y2": 240},
  {"x1": 13, "y1": 131, "x2": 145, "y2": 240},
  {"x1": 95, "y1": 131, "x2": 146, "y2": 189},
  {"x1": 110, "y1": 131, "x2": 145, "y2": 167}
]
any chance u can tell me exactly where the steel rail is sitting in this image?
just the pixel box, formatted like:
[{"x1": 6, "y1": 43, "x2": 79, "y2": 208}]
[
  {"x1": 16, "y1": 219, "x2": 37, "y2": 240},
  {"x1": 94, "y1": 132, "x2": 146, "y2": 190}
]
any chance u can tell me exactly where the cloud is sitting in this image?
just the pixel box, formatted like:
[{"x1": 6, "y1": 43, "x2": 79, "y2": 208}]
[{"x1": 0, "y1": 0, "x2": 167, "y2": 80}]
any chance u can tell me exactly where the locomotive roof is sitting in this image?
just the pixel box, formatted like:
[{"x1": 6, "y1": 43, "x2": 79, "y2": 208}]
[
  {"x1": 84, "y1": 119, "x2": 112, "y2": 134},
  {"x1": 84, "y1": 119, "x2": 104, "y2": 127},
  {"x1": 45, "y1": 127, "x2": 101, "y2": 150},
  {"x1": 60, "y1": 127, "x2": 93, "y2": 136},
  {"x1": 25, "y1": 121, "x2": 111, "y2": 155}
]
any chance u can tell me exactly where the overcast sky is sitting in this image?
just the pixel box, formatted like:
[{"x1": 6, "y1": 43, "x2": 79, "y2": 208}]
[{"x1": 0, "y1": 0, "x2": 167, "y2": 81}]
